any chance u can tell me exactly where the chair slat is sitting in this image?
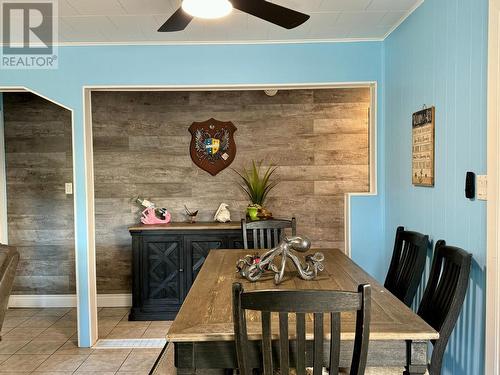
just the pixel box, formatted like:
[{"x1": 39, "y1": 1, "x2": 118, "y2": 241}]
[
  {"x1": 296, "y1": 313, "x2": 306, "y2": 375},
  {"x1": 262, "y1": 311, "x2": 273, "y2": 375},
  {"x1": 313, "y1": 313, "x2": 324, "y2": 375},
  {"x1": 240, "y1": 218, "x2": 296, "y2": 250},
  {"x1": 279, "y1": 313, "x2": 289, "y2": 375},
  {"x1": 329, "y1": 312, "x2": 340, "y2": 375}
]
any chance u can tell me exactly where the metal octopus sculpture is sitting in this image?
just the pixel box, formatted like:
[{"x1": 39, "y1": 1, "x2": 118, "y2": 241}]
[{"x1": 236, "y1": 236, "x2": 325, "y2": 285}]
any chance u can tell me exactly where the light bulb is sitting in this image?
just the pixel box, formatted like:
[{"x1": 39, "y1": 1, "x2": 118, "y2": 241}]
[{"x1": 182, "y1": 0, "x2": 233, "y2": 19}]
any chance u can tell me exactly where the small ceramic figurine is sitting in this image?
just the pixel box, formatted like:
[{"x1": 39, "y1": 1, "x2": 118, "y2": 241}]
[
  {"x1": 185, "y1": 205, "x2": 198, "y2": 223},
  {"x1": 141, "y1": 207, "x2": 171, "y2": 225},
  {"x1": 214, "y1": 203, "x2": 231, "y2": 223},
  {"x1": 134, "y1": 196, "x2": 171, "y2": 225}
]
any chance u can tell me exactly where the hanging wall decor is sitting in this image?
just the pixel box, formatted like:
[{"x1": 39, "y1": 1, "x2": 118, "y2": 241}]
[
  {"x1": 412, "y1": 106, "x2": 435, "y2": 187},
  {"x1": 189, "y1": 118, "x2": 237, "y2": 176}
]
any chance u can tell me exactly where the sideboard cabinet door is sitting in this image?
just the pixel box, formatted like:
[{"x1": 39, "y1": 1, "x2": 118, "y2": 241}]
[
  {"x1": 184, "y1": 235, "x2": 225, "y2": 287},
  {"x1": 136, "y1": 236, "x2": 184, "y2": 320}
]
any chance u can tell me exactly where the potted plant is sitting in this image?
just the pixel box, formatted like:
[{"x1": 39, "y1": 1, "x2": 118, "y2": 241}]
[{"x1": 234, "y1": 160, "x2": 279, "y2": 221}]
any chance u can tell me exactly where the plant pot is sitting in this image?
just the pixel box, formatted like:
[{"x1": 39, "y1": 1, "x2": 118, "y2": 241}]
[{"x1": 246, "y1": 206, "x2": 259, "y2": 221}]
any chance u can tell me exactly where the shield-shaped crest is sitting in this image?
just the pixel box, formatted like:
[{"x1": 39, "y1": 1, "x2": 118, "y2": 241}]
[{"x1": 189, "y1": 118, "x2": 237, "y2": 176}]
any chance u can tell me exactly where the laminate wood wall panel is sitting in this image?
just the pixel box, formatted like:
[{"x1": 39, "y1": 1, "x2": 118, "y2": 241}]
[
  {"x1": 3, "y1": 93, "x2": 75, "y2": 295},
  {"x1": 92, "y1": 88, "x2": 370, "y2": 294}
]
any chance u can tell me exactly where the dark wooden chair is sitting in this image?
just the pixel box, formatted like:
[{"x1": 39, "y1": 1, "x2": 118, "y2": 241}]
[
  {"x1": 232, "y1": 282, "x2": 371, "y2": 375},
  {"x1": 384, "y1": 226, "x2": 429, "y2": 307},
  {"x1": 241, "y1": 218, "x2": 296, "y2": 250},
  {"x1": 417, "y1": 241, "x2": 472, "y2": 375}
]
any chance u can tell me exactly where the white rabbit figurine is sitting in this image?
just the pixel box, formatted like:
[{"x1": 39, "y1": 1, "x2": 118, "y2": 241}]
[{"x1": 214, "y1": 203, "x2": 231, "y2": 223}]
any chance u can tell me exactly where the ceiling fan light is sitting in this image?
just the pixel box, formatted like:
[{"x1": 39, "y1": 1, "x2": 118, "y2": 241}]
[{"x1": 182, "y1": 0, "x2": 233, "y2": 19}]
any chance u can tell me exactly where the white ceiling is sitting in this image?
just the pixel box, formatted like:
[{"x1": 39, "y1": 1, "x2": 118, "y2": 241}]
[{"x1": 57, "y1": 0, "x2": 424, "y2": 44}]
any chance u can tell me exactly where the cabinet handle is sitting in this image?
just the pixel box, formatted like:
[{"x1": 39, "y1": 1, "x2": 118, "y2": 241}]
[{"x1": 179, "y1": 268, "x2": 184, "y2": 272}]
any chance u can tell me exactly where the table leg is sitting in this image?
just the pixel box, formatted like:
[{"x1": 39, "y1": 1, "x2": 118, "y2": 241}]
[{"x1": 404, "y1": 340, "x2": 428, "y2": 375}]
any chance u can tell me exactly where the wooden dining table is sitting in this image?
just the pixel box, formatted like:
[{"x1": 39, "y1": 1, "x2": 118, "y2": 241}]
[{"x1": 167, "y1": 249, "x2": 439, "y2": 375}]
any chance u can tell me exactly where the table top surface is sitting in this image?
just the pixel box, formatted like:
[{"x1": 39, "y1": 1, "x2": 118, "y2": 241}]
[{"x1": 167, "y1": 249, "x2": 439, "y2": 342}]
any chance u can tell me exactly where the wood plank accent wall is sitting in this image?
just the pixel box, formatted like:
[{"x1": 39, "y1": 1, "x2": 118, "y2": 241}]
[
  {"x1": 92, "y1": 88, "x2": 370, "y2": 294},
  {"x1": 3, "y1": 93, "x2": 75, "y2": 295}
]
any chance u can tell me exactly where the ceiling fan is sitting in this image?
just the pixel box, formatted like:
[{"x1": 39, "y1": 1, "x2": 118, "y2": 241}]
[{"x1": 158, "y1": 0, "x2": 310, "y2": 32}]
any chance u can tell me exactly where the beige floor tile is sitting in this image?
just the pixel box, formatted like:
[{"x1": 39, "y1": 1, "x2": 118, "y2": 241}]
[
  {"x1": 34, "y1": 354, "x2": 89, "y2": 372},
  {"x1": 106, "y1": 326, "x2": 148, "y2": 339},
  {"x1": 0, "y1": 354, "x2": 49, "y2": 372},
  {"x1": 97, "y1": 324, "x2": 117, "y2": 339},
  {"x1": 148, "y1": 321, "x2": 172, "y2": 329},
  {"x1": 118, "y1": 350, "x2": 159, "y2": 373},
  {"x1": 141, "y1": 327, "x2": 168, "y2": 339},
  {"x1": 2, "y1": 328, "x2": 45, "y2": 341},
  {"x1": 51, "y1": 320, "x2": 77, "y2": 329},
  {"x1": 0, "y1": 356, "x2": 10, "y2": 365},
  {"x1": 98, "y1": 317, "x2": 123, "y2": 326},
  {"x1": 116, "y1": 320, "x2": 150, "y2": 328},
  {"x1": 2, "y1": 317, "x2": 29, "y2": 329},
  {"x1": 0, "y1": 327, "x2": 14, "y2": 336},
  {"x1": 98, "y1": 308, "x2": 129, "y2": 318},
  {"x1": 16, "y1": 339, "x2": 66, "y2": 354},
  {"x1": 54, "y1": 340, "x2": 94, "y2": 355},
  {"x1": 39, "y1": 327, "x2": 76, "y2": 341},
  {"x1": 75, "y1": 352, "x2": 130, "y2": 373},
  {"x1": 20, "y1": 316, "x2": 61, "y2": 329},
  {"x1": 131, "y1": 348, "x2": 162, "y2": 355},
  {"x1": 91, "y1": 349, "x2": 131, "y2": 356},
  {"x1": 0, "y1": 340, "x2": 29, "y2": 355},
  {"x1": 35, "y1": 308, "x2": 72, "y2": 317},
  {"x1": 33, "y1": 372, "x2": 74, "y2": 374},
  {"x1": 74, "y1": 372, "x2": 116, "y2": 375},
  {"x1": 5, "y1": 309, "x2": 40, "y2": 318}
]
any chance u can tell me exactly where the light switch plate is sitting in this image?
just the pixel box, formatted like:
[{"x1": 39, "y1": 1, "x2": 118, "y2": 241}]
[
  {"x1": 65, "y1": 183, "x2": 73, "y2": 195},
  {"x1": 477, "y1": 175, "x2": 487, "y2": 200}
]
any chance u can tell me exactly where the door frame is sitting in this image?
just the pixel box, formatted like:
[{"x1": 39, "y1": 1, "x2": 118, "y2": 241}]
[
  {"x1": 486, "y1": 0, "x2": 500, "y2": 373},
  {"x1": 83, "y1": 82, "x2": 379, "y2": 345},
  {"x1": 0, "y1": 86, "x2": 82, "y2": 342}
]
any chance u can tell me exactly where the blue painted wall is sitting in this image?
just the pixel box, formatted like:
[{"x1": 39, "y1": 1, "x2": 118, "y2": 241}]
[
  {"x1": 0, "y1": 41, "x2": 385, "y2": 345},
  {"x1": 384, "y1": 0, "x2": 488, "y2": 373}
]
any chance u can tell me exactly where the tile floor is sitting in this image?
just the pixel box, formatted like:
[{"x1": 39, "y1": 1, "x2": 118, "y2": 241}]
[{"x1": 0, "y1": 307, "x2": 171, "y2": 374}]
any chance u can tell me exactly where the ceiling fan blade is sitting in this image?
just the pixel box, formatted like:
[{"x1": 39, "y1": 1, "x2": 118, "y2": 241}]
[
  {"x1": 231, "y1": 0, "x2": 309, "y2": 29},
  {"x1": 158, "y1": 7, "x2": 194, "y2": 32}
]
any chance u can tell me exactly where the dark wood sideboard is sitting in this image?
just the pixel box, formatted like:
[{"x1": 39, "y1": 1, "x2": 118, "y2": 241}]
[{"x1": 128, "y1": 222, "x2": 244, "y2": 321}]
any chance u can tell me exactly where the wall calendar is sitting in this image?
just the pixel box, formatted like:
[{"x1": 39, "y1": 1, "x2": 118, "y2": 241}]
[{"x1": 412, "y1": 107, "x2": 435, "y2": 187}]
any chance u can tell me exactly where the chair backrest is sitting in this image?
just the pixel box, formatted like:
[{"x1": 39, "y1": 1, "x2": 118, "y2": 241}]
[
  {"x1": 384, "y1": 226, "x2": 429, "y2": 307},
  {"x1": 241, "y1": 218, "x2": 296, "y2": 250},
  {"x1": 0, "y1": 245, "x2": 19, "y2": 337},
  {"x1": 232, "y1": 282, "x2": 371, "y2": 375},
  {"x1": 417, "y1": 241, "x2": 472, "y2": 375}
]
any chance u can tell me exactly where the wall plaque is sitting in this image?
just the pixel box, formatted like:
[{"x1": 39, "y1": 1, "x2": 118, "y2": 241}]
[
  {"x1": 412, "y1": 107, "x2": 435, "y2": 187},
  {"x1": 189, "y1": 118, "x2": 237, "y2": 176}
]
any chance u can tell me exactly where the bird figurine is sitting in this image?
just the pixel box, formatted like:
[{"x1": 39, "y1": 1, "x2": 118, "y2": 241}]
[
  {"x1": 184, "y1": 205, "x2": 199, "y2": 223},
  {"x1": 214, "y1": 203, "x2": 231, "y2": 223}
]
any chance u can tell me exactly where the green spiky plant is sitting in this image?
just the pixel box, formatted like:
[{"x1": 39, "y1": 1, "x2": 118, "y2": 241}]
[{"x1": 234, "y1": 160, "x2": 279, "y2": 208}]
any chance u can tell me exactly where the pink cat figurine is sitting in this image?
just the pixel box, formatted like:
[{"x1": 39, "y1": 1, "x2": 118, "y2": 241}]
[{"x1": 141, "y1": 207, "x2": 171, "y2": 225}]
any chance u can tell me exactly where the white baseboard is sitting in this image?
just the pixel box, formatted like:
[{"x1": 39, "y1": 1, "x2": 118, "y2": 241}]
[{"x1": 8, "y1": 294, "x2": 132, "y2": 308}]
